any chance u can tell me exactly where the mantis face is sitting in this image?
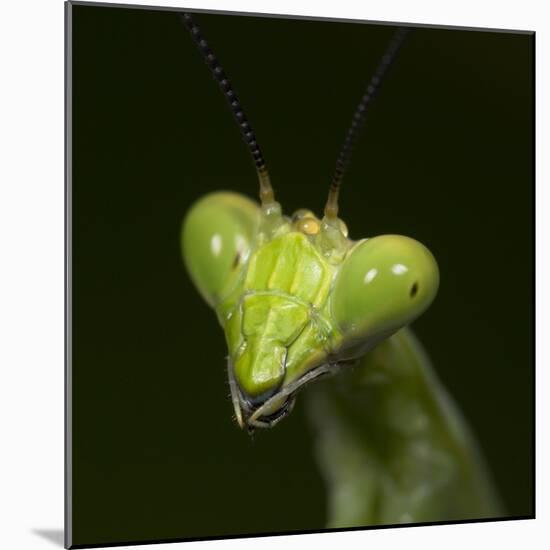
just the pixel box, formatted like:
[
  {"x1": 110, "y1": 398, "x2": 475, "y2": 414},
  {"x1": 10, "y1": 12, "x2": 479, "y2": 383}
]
[
  {"x1": 179, "y1": 14, "x2": 438, "y2": 430},
  {"x1": 182, "y1": 192, "x2": 439, "y2": 429}
]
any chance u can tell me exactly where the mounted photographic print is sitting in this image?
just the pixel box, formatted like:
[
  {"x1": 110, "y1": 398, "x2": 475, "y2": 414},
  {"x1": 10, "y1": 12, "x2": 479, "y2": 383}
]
[{"x1": 65, "y1": 1, "x2": 535, "y2": 547}]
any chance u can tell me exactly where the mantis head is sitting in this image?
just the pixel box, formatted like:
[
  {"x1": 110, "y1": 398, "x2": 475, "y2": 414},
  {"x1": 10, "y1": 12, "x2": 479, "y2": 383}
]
[
  {"x1": 180, "y1": 14, "x2": 438, "y2": 430},
  {"x1": 182, "y1": 193, "x2": 439, "y2": 430}
]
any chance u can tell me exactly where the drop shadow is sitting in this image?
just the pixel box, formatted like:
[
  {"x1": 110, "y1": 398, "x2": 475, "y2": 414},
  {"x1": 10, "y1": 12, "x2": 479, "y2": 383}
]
[{"x1": 33, "y1": 529, "x2": 64, "y2": 547}]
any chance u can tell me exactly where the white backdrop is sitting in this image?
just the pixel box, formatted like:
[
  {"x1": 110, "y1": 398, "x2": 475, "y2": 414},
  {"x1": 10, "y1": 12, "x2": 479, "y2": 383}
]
[{"x1": 0, "y1": 0, "x2": 546, "y2": 549}]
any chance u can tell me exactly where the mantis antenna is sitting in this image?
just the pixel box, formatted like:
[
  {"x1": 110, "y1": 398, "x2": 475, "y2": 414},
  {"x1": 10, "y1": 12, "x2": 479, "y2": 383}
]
[
  {"x1": 180, "y1": 12, "x2": 275, "y2": 206},
  {"x1": 325, "y1": 27, "x2": 410, "y2": 220}
]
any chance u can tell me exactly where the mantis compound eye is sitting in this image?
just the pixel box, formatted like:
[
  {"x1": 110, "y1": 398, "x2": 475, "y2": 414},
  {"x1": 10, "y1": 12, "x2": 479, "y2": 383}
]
[
  {"x1": 331, "y1": 235, "x2": 439, "y2": 345},
  {"x1": 181, "y1": 192, "x2": 259, "y2": 307}
]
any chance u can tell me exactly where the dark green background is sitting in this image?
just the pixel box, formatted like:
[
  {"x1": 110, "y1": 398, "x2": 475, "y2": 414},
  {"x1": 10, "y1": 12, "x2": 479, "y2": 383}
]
[{"x1": 70, "y1": 2, "x2": 534, "y2": 546}]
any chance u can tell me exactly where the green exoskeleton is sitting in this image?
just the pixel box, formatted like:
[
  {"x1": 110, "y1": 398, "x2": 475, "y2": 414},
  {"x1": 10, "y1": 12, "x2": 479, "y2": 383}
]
[{"x1": 179, "y1": 13, "x2": 502, "y2": 527}]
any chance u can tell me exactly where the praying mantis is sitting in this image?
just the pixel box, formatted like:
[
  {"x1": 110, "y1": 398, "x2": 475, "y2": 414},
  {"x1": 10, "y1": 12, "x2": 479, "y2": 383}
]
[{"x1": 179, "y1": 12, "x2": 502, "y2": 527}]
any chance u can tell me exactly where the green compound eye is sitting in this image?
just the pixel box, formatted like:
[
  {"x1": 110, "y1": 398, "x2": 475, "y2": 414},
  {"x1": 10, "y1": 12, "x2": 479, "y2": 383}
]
[
  {"x1": 331, "y1": 235, "x2": 439, "y2": 343},
  {"x1": 181, "y1": 192, "x2": 259, "y2": 307}
]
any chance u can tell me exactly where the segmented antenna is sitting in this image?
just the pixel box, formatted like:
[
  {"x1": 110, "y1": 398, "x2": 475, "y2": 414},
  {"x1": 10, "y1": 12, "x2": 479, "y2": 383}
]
[
  {"x1": 325, "y1": 27, "x2": 410, "y2": 220},
  {"x1": 180, "y1": 12, "x2": 275, "y2": 205}
]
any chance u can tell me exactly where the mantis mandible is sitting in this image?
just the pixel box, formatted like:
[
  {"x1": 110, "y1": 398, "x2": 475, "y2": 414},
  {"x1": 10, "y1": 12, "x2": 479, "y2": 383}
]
[{"x1": 179, "y1": 12, "x2": 502, "y2": 527}]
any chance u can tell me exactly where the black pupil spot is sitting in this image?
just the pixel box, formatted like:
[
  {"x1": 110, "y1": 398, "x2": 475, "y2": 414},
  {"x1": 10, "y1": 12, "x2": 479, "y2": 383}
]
[
  {"x1": 232, "y1": 252, "x2": 241, "y2": 269},
  {"x1": 410, "y1": 282, "x2": 419, "y2": 298}
]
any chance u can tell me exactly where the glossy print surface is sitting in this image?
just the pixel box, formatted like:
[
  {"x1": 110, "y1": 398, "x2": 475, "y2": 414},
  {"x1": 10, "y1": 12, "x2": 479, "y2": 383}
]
[{"x1": 69, "y1": 5, "x2": 533, "y2": 544}]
